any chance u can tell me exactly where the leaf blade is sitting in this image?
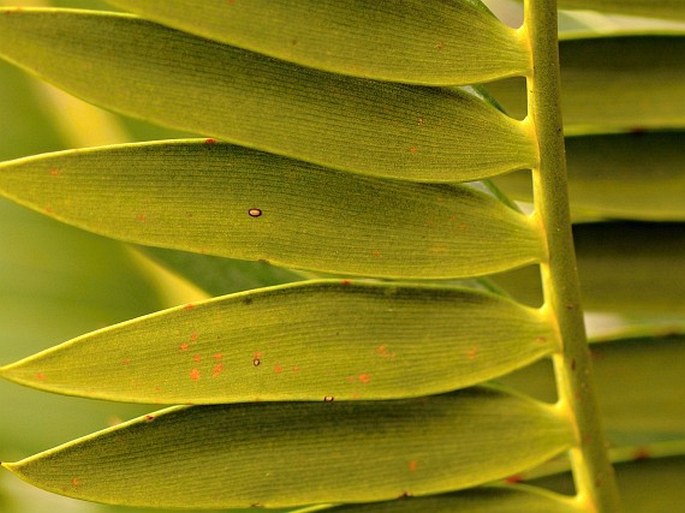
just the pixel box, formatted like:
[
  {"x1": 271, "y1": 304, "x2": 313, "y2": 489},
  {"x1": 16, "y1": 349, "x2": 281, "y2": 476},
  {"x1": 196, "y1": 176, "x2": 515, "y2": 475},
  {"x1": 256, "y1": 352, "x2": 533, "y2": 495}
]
[
  {"x1": 558, "y1": 0, "x2": 685, "y2": 21},
  {"x1": 3, "y1": 388, "x2": 573, "y2": 508},
  {"x1": 486, "y1": 34, "x2": 685, "y2": 133},
  {"x1": 494, "y1": 131, "x2": 685, "y2": 221},
  {"x1": 108, "y1": 0, "x2": 529, "y2": 86},
  {"x1": 0, "y1": 141, "x2": 543, "y2": 279},
  {"x1": 0, "y1": 8, "x2": 536, "y2": 181},
  {"x1": 1, "y1": 281, "x2": 557, "y2": 404}
]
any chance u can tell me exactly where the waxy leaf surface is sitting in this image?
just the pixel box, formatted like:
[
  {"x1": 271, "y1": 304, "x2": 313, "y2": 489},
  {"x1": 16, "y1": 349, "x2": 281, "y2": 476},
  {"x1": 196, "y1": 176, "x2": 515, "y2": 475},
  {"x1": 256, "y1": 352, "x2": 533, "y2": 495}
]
[
  {"x1": 495, "y1": 131, "x2": 685, "y2": 221},
  {"x1": 486, "y1": 34, "x2": 685, "y2": 133},
  {"x1": 1, "y1": 281, "x2": 556, "y2": 404},
  {"x1": 0, "y1": 8, "x2": 536, "y2": 181},
  {"x1": 0, "y1": 141, "x2": 543, "y2": 279},
  {"x1": 108, "y1": 0, "x2": 529, "y2": 86},
  {"x1": 3, "y1": 388, "x2": 573, "y2": 508}
]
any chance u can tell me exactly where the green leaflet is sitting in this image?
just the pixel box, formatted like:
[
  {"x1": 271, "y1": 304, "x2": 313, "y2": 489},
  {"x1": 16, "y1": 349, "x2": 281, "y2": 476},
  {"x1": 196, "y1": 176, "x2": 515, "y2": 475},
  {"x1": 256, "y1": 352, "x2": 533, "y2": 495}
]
[
  {"x1": 0, "y1": 198, "x2": 164, "y2": 458},
  {"x1": 0, "y1": 141, "x2": 543, "y2": 279},
  {"x1": 493, "y1": 222, "x2": 685, "y2": 314},
  {"x1": 107, "y1": 0, "x2": 529, "y2": 85},
  {"x1": 0, "y1": 8, "x2": 536, "y2": 182},
  {"x1": 2, "y1": 388, "x2": 573, "y2": 508},
  {"x1": 558, "y1": 0, "x2": 685, "y2": 21},
  {"x1": 135, "y1": 246, "x2": 305, "y2": 296},
  {"x1": 486, "y1": 34, "x2": 685, "y2": 133},
  {"x1": 317, "y1": 485, "x2": 580, "y2": 513},
  {"x1": 533, "y1": 455, "x2": 685, "y2": 513},
  {"x1": 494, "y1": 131, "x2": 685, "y2": 221},
  {"x1": 0, "y1": 280, "x2": 556, "y2": 404},
  {"x1": 500, "y1": 333, "x2": 685, "y2": 444}
]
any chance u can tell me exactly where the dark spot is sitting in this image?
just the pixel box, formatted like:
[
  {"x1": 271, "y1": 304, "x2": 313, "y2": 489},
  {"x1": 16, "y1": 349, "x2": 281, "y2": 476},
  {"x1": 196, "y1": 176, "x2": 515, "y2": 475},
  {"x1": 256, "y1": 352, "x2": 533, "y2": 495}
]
[
  {"x1": 399, "y1": 492, "x2": 413, "y2": 499},
  {"x1": 144, "y1": 415, "x2": 155, "y2": 422},
  {"x1": 629, "y1": 127, "x2": 646, "y2": 136},
  {"x1": 505, "y1": 474, "x2": 523, "y2": 484},
  {"x1": 571, "y1": 358, "x2": 576, "y2": 371},
  {"x1": 633, "y1": 448, "x2": 650, "y2": 461},
  {"x1": 340, "y1": 279, "x2": 352, "y2": 286},
  {"x1": 323, "y1": 396, "x2": 335, "y2": 402},
  {"x1": 253, "y1": 358, "x2": 261, "y2": 367},
  {"x1": 242, "y1": 296, "x2": 253, "y2": 305},
  {"x1": 248, "y1": 208, "x2": 263, "y2": 218},
  {"x1": 204, "y1": 138, "x2": 217, "y2": 145}
]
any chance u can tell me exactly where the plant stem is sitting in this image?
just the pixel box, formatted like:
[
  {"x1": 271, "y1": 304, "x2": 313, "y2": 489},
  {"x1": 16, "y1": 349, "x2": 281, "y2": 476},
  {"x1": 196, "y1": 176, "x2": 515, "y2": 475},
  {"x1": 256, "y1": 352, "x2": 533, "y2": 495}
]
[{"x1": 523, "y1": 1, "x2": 623, "y2": 512}]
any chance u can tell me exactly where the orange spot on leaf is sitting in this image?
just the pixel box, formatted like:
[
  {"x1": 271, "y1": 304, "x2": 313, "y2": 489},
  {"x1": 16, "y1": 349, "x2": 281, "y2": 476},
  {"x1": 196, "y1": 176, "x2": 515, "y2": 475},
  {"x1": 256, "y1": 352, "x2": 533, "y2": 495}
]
[
  {"x1": 506, "y1": 474, "x2": 523, "y2": 484},
  {"x1": 193, "y1": 354, "x2": 202, "y2": 363},
  {"x1": 179, "y1": 343, "x2": 189, "y2": 352},
  {"x1": 340, "y1": 279, "x2": 351, "y2": 286},
  {"x1": 408, "y1": 460, "x2": 418, "y2": 472},
  {"x1": 212, "y1": 363, "x2": 224, "y2": 377},
  {"x1": 144, "y1": 415, "x2": 155, "y2": 422},
  {"x1": 71, "y1": 477, "x2": 80, "y2": 487},
  {"x1": 49, "y1": 168, "x2": 60, "y2": 177},
  {"x1": 359, "y1": 373, "x2": 372, "y2": 384},
  {"x1": 372, "y1": 249, "x2": 382, "y2": 258},
  {"x1": 35, "y1": 372, "x2": 46, "y2": 381},
  {"x1": 183, "y1": 303, "x2": 195, "y2": 311},
  {"x1": 213, "y1": 353, "x2": 223, "y2": 360},
  {"x1": 190, "y1": 332, "x2": 198, "y2": 342},
  {"x1": 409, "y1": 146, "x2": 417, "y2": 154},
  {"x1": 273, "y1": 363, "x2": 283, "y2": 374},
  {"x1": 467, "y1": 347, "x2": 478, "y2": 360},
  {"x1": 376, "y1": 344, "x2": 396, "y2": 359},
  {"x1": 135, "y1": 213, "x2": 147, "y2": 222},
  {"x1": 204, "y1": 137, "x2": 217, "y2": 145},
  {"x1": 190, "y1": 368, "x2": 201, "y2": 381}
]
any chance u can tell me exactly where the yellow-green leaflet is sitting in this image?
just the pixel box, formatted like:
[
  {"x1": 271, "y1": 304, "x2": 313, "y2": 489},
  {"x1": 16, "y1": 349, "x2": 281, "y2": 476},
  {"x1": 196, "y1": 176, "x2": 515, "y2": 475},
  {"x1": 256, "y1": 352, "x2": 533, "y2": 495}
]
[
  {"x1": 317, "y1": 485, "x2": 580, "y2": 513},
  {"x1": 486, "y1": 34, "x2": 685, "y2": 133},
  {"x1": 494, "y1": 222, "x2": 685, "y2": 314},
  {"x1": 108, "y1": 0, "x2": 529, "y2": 85},
  {"x1": 3, "y1": 388, "x2": 573, "y2": 509},
  {"x1": 495, "y1": 131, "x2": 685, "y2": 221},
  {"x1": 0, "y1": 141, "x2": 543, "y2": 279},
  {"x1": 1, "y1": 280, "x2": 556, "y2": 404},
  {"x1": 501, "y1": 333, "x2": 685, "y2": 444},
  {"x1": 0, "y1": 8, "x2": 536, "y2": 181},
  {"x1": 558, "y1": 0, "x2": 685, "y2": 20},
  {"x1": 533, "y1": 455, "x2": 685, "y2": 513}
]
